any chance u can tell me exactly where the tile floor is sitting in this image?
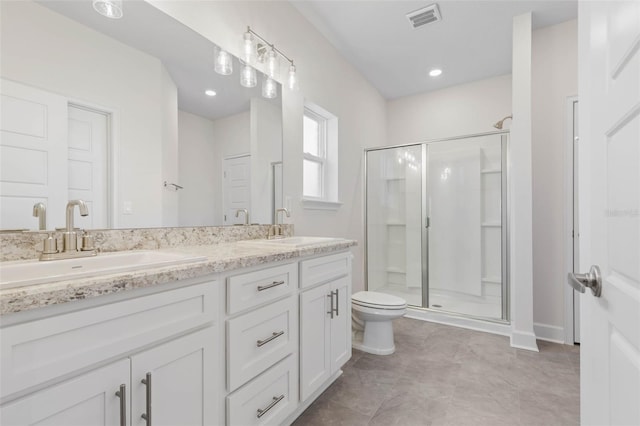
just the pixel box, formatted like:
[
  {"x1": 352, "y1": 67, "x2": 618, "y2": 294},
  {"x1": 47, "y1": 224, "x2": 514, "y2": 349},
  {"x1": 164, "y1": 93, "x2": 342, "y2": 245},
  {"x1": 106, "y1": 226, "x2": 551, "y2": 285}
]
[{"x1": 293, "y1": 318, "x2": 580, "y2": 426}]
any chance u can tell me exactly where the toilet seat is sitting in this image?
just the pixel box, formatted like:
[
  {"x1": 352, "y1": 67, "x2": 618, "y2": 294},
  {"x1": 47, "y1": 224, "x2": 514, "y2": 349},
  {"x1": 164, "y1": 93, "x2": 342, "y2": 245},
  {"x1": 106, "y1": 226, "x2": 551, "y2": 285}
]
[{"x1": 352, "y1": 291, "x2": 407, "y2": 310}]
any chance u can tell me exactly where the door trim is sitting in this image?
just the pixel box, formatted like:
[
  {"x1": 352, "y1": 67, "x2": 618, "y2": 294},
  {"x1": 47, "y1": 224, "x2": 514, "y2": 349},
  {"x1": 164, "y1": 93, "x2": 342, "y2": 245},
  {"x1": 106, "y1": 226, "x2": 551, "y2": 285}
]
[
  {"x1": 67, "y1": 98, "x2": 117, "y2": 229},
  {"x1": 563, "y1": 95, "x2": 579, "y2": 345}
]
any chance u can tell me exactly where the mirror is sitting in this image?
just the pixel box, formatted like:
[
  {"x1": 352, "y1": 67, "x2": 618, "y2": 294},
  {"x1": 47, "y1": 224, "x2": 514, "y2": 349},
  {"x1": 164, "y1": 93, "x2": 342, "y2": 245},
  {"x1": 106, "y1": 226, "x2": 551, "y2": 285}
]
[{"x1": 0, "y1": 0, "x2": 283, "y2": 231}]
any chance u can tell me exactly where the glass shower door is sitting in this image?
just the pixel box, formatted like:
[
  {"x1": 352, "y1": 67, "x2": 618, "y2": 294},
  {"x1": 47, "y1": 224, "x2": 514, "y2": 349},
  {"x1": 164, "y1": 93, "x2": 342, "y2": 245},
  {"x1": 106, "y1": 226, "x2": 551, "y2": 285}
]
[
  {"x1": 366, "y1": 145, "x2": 425, "y2": 307},
  {"x1": 426, "y1": 134, "x2": 505, "y2": 320}
]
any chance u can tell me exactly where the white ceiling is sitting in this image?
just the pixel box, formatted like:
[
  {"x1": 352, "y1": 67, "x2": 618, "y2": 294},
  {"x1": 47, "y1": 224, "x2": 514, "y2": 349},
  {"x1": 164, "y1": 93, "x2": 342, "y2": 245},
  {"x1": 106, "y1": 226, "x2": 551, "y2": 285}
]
[
  {"x1": 37, "y1": 0, "x2": 279, "y2": 120},
  {"x1": 291, "y1": 0, "x2": 578, "y2": 99}
]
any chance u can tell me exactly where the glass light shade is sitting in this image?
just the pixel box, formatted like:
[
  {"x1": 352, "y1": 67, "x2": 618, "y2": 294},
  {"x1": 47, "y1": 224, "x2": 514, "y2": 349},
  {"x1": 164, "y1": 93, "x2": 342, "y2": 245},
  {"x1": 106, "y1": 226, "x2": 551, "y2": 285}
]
[
  {"x1": 262, "y1": 75, "x2": 278, "y2": 99},
  {"x1": 266, "y1": 49, "x2": 279, "y2": 78},
  {"x1": 242, "y1": 31, "x2": 256, "y2": 64},
  {"x1": 240, "y1": 64, "x2": 257, "y2": 88},
  {"x1": 214, "y1": 48, "x2": 233, "y2": 75},
  {"x1": 287, "y1": 64, "x2": 299, "y2": 91},
  {"x1": 93, "y1": 0, "x2": 123, "y2": 19}
]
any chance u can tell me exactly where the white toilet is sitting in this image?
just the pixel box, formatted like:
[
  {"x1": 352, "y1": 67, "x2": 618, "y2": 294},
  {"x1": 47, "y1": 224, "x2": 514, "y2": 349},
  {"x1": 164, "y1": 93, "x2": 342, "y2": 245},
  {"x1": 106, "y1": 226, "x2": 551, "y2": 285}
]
[{"x1": 351, "y1": 291, "x2": 407, "y2": 355}]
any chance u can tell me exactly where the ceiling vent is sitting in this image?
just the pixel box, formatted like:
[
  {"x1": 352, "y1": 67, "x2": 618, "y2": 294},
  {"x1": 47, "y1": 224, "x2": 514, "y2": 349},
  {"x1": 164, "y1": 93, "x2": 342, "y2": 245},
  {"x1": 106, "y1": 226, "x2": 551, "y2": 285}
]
[{"x1": 406, "y1": 4, "x2": 441, "y2": 29}]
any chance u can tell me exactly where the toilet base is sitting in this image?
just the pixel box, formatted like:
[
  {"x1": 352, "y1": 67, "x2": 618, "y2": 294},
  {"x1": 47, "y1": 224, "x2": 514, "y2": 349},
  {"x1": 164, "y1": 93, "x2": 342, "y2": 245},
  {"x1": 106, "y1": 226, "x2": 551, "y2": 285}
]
[
  {"x1": 352, "y1": 340, "x2": 396, "y2": 355},
  {"x1": 351, "y1": 320, "x2": 397, "y2": 355}
]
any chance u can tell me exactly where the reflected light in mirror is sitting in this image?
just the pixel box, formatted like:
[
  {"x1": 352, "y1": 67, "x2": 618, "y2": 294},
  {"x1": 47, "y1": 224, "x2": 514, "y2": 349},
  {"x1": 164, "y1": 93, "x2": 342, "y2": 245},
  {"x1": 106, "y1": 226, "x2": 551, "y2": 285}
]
[
  {"x1": 262, "y1": 75, "x2": 278, "y2": 99},
  {"x1": 92, "y1": 0, "x2": 122, "y2": 19},
  {"x1": 240, "y1": 64, "x2": 257, "y2": 88},
  {"x1": 204, "y1": 89, "x2": 217, "y2": 96},
  {"x1": 214, "y1": 48, "x2": 233, "y2": 75}
]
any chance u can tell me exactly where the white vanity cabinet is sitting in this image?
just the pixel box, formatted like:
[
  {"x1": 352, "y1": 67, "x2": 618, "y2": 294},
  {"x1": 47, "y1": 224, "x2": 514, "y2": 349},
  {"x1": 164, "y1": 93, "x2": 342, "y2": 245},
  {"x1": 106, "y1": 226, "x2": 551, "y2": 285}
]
[
  {"x1": 0, "y1": 279, "x2": 217, "y2": 426},
  {"x1": 299, "y1": 254, "x2": 352, "y2": 402},
  {"x1": 223, "y1": 262, "x2": 299, "y2": 426},
  {"x1": 1, "y1": 359, "x2": 130, "y2": 426}
]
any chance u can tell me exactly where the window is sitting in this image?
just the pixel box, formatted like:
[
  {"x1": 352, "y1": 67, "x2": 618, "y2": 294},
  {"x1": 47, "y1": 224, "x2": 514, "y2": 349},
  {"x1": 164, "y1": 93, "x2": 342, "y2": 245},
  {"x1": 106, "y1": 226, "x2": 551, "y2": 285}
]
[{"x1": 302, "y1": 102, "x2": 341, "y2": 210}]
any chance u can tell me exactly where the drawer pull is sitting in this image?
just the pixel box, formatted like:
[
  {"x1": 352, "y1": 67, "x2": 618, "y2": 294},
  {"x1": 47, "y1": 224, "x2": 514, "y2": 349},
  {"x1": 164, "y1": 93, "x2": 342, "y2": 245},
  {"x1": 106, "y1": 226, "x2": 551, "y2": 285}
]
[
  {"x1": 257, "y1": 394, "x2": 285, "y2": 418},
  {"x1": 115, "y1": 384, "x2": 126, "y2": 426},
  {"x1": 257, "y1": 280, "x2": 286, "y2": 291},
  {"x1": 257, "y1": 331, "x2": 285, "y2": 347}
]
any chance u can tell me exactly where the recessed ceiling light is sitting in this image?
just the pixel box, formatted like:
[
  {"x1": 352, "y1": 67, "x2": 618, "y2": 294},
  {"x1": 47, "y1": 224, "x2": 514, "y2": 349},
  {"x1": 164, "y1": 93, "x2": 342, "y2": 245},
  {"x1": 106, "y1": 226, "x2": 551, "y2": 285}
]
[
  {"x1": 92, "y1": 0, "x2": 123, "y2": 19},
  {"x1": 429, "y1": 68, "x2": 443, "y2": 77},
  {"x1": 205, "y1": 90, "x2": 217, "y2": 97}
]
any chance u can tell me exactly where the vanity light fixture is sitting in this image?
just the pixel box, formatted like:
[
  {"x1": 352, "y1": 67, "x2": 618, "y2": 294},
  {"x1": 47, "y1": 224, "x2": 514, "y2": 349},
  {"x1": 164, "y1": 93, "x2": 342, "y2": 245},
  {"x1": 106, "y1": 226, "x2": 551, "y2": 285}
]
[
  {"x1": 242, "y1": 26, "x2": 299, "y2": 94},
  {"x1": 92, "y1": 0, "x2": 123, "y2": 19},
  {"x1": 205, "y1": 90, "x2": 217, "y2": 97},
  {"x1": 214, "y1": 47, "x2": 233, "y2": 76},
  {"x1": 429, "y1": 68, "x2": 443, "y2": 77},
  {"x1": 240, "y1": 63, "x2": 257, "y2": 88},
  {"x1": 262, "y1": 75, "x2": 278, "y2": 99}
]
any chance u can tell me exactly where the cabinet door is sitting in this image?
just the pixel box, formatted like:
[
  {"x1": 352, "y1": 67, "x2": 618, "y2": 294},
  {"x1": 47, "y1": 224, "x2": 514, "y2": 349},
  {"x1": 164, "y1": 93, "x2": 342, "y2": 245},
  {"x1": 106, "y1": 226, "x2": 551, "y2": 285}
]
[
  {"x1": 299, "y1": 282, "x2": 332, "y2": 402},
  {"x1": 1, "y1": 359, "x2": 129, "y2": 426},
  {"x1": 330, "y1": 276, "x2": 352, "y2": 373},
  {"x1": 130, "y1": 328, "x2": 215, "y2": 426}
]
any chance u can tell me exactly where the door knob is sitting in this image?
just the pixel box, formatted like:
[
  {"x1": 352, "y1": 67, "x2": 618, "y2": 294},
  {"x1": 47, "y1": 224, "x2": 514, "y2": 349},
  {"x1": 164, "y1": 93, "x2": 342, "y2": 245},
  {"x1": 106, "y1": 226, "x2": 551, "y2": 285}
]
[{"x1": 568, "y1": 265, "x2": 602, "y2": 297}]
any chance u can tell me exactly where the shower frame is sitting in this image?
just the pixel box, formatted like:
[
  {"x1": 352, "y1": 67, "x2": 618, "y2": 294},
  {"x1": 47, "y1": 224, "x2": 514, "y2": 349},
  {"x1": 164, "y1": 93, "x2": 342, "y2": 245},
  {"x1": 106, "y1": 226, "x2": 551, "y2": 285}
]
[{"x1": 363, "y1": 130, "x2": 511, "y2": 324}]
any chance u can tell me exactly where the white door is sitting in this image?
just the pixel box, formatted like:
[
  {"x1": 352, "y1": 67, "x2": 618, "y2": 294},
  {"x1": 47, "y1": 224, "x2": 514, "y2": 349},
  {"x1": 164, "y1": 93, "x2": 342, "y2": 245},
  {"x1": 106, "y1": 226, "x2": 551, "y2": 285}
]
[
  {"x1": 330, "y1": 276, "x2": 352, "y2": 372},
  {"x1": 67, "y1": 105, "x2": 109, "y2": 229},
  {"x1": 577, "y1": 2, "x2": 640, "y2": 425},
  {"x1": 0, "y1": 79, "x2": 68, "y2": 230},
  {"x1": 299, "y1": 282, "x2": 332, "y2": 402},
  {"x1": 131, "y1": 329, "x2": 214, "y2": 426},
  {"x1": 0, "y1": 359, "x2": 129, "y2": 426},
  {"x1": 223, "y1": 155, "x2": 251, "y2": 225}
]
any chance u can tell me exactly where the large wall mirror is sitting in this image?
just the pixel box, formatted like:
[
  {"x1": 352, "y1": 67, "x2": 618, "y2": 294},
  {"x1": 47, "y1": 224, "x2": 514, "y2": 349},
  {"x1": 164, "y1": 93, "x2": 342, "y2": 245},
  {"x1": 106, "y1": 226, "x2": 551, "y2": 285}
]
[{"x1": 0, "y1": 0, "x2": 283, "y2": 231}]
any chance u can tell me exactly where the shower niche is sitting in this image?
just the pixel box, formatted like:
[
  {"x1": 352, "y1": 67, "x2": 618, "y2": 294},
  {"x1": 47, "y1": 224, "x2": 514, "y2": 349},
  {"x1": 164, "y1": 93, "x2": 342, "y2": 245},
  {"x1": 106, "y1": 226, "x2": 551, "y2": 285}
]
[{"x1": 365, "y1": 132, "x2": 508, "y2": 323}]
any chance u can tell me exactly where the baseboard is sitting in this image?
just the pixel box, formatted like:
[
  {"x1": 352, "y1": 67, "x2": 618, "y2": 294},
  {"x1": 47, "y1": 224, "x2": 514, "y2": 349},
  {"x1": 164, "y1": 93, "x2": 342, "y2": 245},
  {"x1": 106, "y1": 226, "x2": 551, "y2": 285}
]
[
  {"x1": 405, "y1": 307, "x2": 512, "y2": 337},
  {"x1": 510, "y1": 329, "x2": 539, "y2": 351},
  {"x1": 534, "y1": 322, "x2": 566, "y2": 344}
]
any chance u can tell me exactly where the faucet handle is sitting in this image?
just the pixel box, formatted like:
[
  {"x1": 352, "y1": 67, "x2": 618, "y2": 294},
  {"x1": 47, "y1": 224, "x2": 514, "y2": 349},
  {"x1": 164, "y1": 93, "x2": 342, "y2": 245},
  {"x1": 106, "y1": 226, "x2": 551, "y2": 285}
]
[
  {"x1": 42, "y1": 233, "x2": 58, "y2": 255},
  {"x1": 80, "y1": 230, "x2": 95, "y2": 252}
]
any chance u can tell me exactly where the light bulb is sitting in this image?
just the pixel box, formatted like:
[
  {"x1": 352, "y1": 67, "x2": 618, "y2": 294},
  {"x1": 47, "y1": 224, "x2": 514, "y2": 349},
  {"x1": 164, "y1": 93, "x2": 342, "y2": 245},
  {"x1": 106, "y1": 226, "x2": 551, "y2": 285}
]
[
  {"x1": 262, "y1": 75, "x2": 278, "y2": 99},
  {"x1": 287, "y1": 64, "x2": 299, "y2": 91},
  {"x1": 240, "y1": 64, "x2": 257, "y2": 88},
  {"x1": 93, "y1": 0, "x2": 123, "y2": 19},
  {"x1": 242, "y1": 31, "x2": 255, "y2": 64},
  {"x1": 214, "y1": 48, "x2": 233, "y2": 75},
  {"x1": 266, "y1": 48, "x2": 278, "y2": 78}
]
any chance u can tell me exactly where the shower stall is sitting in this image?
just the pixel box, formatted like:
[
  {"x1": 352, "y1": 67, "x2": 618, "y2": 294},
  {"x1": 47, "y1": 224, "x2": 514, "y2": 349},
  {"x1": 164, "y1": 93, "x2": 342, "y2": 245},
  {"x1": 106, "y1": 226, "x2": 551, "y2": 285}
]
[{"x1": 365, "y1": 131, "x2": 509, "y2": 323}]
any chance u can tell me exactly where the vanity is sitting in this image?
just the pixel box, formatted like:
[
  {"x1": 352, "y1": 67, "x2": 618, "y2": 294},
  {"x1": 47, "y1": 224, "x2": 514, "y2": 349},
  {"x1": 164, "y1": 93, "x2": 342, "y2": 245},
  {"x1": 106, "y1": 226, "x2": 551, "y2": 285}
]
[{"x1": 0, "y1": 235, "x2": 355, "y2": 426}]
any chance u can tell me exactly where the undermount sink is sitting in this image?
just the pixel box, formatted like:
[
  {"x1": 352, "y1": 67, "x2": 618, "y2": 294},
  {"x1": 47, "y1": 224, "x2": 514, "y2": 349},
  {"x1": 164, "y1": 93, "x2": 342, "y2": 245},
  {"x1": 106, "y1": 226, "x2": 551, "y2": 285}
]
[
  {"x1": 239, "y1": 236, "x2": 346, "y2": 248},
  {"x1": 0, "y1": 250, "x2": 207, "y2": 290}
]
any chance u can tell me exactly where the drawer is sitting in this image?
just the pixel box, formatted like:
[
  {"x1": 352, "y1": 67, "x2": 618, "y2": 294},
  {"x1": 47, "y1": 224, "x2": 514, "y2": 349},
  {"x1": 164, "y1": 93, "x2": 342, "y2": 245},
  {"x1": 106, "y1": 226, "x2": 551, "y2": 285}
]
[
  {"x1": 227, "y1": 355, "x2": 298, "y2": 426},
  {"x1": 1, "y1": 281, "x2": 214, "y2": 399},
  {"x1": 300, "y1": 252, "x2": 351, "y2": 289},
  {"x1": 227, "y1": 263, "x2": 297, "y2": 315},
  {"x1": 227, "y1": 296, "x2": 296, "y2": 392}
]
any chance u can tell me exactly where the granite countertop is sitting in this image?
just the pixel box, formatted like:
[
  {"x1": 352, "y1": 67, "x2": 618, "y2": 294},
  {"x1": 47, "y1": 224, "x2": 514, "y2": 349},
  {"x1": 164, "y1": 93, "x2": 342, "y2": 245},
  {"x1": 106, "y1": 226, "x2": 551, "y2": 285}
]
[{"x1": 0, "y1": 239, "x2": 356, "y2": 316}]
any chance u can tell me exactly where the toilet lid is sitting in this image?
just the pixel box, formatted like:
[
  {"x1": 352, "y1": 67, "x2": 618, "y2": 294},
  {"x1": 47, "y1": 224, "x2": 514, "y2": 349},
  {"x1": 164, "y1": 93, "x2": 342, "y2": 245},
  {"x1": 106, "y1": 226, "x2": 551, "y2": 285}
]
[{"x1": 352, "y1": 291, "x2": 407, "y2": 308}]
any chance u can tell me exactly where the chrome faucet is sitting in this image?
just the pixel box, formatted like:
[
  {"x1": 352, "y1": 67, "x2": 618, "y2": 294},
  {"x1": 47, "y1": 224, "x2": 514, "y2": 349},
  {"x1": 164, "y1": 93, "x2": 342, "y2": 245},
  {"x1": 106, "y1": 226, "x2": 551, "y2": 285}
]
[
  {"x1": 269, "y1": 208, "x2": 290, "y2": 239},
  {"x1": 32, "y1": 202, "x2": 46, "y2": 231},
  {"x1": 235, "y1": 208, "x2": 250, "y2": 225},
  {"x1": 39, "y1": 199, "x2": 97, "y2": 261},
  {"x1": 63, "y1": 200, "x2": 88, "y2": 252}
]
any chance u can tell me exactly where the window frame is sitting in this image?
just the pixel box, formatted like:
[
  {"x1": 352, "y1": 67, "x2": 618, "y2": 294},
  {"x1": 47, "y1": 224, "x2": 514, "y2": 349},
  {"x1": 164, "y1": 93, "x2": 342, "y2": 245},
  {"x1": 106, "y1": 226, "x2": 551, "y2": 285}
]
[{"x1": 302, "y1": 108, "x2": 328, "y2": 200}]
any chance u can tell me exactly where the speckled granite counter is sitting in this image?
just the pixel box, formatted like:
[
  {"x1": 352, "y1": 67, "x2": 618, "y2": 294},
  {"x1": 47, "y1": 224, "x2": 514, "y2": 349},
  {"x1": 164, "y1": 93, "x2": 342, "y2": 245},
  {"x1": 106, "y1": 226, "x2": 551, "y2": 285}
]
[{"x1": 0, "y1": 239, "x2": 356, "y2": 316}]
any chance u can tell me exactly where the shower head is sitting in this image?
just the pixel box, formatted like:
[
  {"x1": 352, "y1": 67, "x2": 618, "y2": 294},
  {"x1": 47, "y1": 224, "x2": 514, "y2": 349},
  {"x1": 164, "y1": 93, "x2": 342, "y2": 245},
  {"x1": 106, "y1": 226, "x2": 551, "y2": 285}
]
[{"x1": 493, "y1": 115, "x2": 513, "y2": 129}]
